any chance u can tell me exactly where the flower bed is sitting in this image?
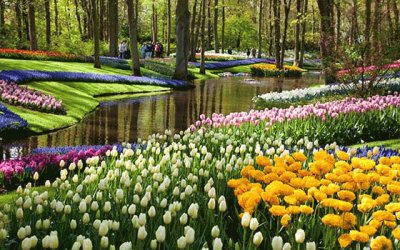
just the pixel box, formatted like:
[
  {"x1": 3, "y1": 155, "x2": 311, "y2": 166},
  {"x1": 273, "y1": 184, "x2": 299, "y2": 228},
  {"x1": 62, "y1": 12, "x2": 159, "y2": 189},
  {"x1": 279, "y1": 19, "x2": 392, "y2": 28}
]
[
  {"x1": 254, "y1": 77, "x2": 400, "y2": 109},
  {"x1": 0, "y1": 144, "x2": 121, "y2": 188},
  {"x1": 0, "y1": 70, "x2": 192, "y2": 90},
  {"x1": 98, "y1": 56, "x2": 131, "y2": 70},
  {"x1": 193, "y1": 94, "x2": 400, "y2": 146},
  {"x1": 337, "y1": 61, "x2": 400, "y2": 78},
  {"x1": 191, "y1": 58, "x2": 275, "y2": 70},
  {"x1": 0, "y1": 80, "x2": 65, "y2": 114},
  {"x1": 0, "y1": 102, "x2": 28, "y2": 133},
  {"x1": 229, "y1": 150, "x2": 400, "y2": 249},
  {"x1": 0, "y1": 48, "x2": 89, "y2": 62},
  {"x1": 250, "y1": 63, "x2": 305, "y2": 77}
]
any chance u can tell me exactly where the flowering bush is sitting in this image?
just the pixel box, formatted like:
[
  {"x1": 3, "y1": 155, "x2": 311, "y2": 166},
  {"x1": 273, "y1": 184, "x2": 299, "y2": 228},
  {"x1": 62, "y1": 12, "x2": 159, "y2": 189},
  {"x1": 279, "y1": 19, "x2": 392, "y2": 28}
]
[
  {"x1": 0, "y1": 48, "x2": 89, "y2": 62},
  {"x1": 0, "y1": 70, "x2": 192, "y2": 90},
  {"x1": 337, "y1": 61, "x2": 400, "y2": 78},
  {"x1": 0, "y1": 80, "x2": 65, "y2": 114},
  {"x1": 191, "y1": 58, "x2": 275, "y2": 70},
  {"x1": 0, "y1": 102, "x2": 28, "y2": 133},
  {"x1": 250, "y1": 63, "x2": 305, "y2": 77},
  {"x1": 254, "y1": 77, "x2": 400, "y2": 109},
  {"x1": 192, "y1": 94, "x2": 400, "y2": 145},
  {"x1": 228, "y1": 150, "x2": 400, "y2": 249}
]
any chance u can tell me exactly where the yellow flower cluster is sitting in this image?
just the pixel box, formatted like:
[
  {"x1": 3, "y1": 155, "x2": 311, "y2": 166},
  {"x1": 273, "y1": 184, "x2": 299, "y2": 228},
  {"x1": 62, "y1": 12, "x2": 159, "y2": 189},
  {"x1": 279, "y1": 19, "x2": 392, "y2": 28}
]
[
  {"x1": 228, "y1": 151, "x2": 400, "y2": 249},
  {"x1": 251, "y1": 63, "x2": 305, "y2": 72}
]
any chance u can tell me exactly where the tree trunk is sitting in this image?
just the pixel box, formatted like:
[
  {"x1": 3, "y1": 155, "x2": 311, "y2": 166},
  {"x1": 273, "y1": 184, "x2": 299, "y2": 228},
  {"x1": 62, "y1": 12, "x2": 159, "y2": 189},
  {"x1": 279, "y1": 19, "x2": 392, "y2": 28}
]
[
  {"x1": 91, "y1": 0, "x2": 101, "y2": 68},
  {"x1": 99, "y1": 0, "x2": 105, "y2": 40},
  {"x1": 273, "y1": 0, "x2": 281, "y2": 68},
  {"x1": 74, "y1": 0, "x2": 84, "y2": 39},
  {"x1": 152, "y1": 0, "x2": 158, "y2": 43},
  {"x1": 82, "y1": 0, "x2": 88, "y2": 38},
  {"x1": 317, "y1": 0, "x2": 336, "y2": 84},
  {"x1": 173, "y1": 0, "x2": 190, "y2": 80},
  {"x1": 268, "y1": 0, "x2": 273, "y2": 56},
  {"x1": 393, "y1": 0, "x2": 399, "y2": 39},
  {"x1": 16, "y1": 0, "x2": 23, "y2": 43},
  {"x1": 54, "y1": 0, "x2": 59, "y2": 35},
  {"x1": 365, "y1": 0, "x2": 372, "y2": 64},
  {"x1": 207, "y1": 0, "x2": 212, "y2": 49},
  {"x1": 221, "y1": 0, "x2": 225, "y2": 53},
  {"x1": 45, "y1": 0, "x2": 51, "y2": 48},
  {"x1": 200, "y1": 0, "x2": 206, "y2": 74},
  {"x1": 193, "y1": 0, "x2": 203, "y2": 58},
  {"x1": 189, "y1": 0, "x2": 198, "y2": 61},
  {"x1": 108, "y1": 0, "x2": 118, "y2": 56},
  {"x1": 387, "y1": 0, "x2": 393, "y2": 45},
  {"x1": 126, "y1": 0, "x2": 141, "y2": 76},
  {"x1": 22, "y1": 0, "x2": 30, "y2": 41},
  {"x1": 28, "y1": 0, "x2": 38, "y2": 50},
  {"x1": 299, "y1": 0, "x2": 307, "y2": 67},
  {"x1": 213, "y1": 0, "x2": 219, "y2": 53},
  {"x1": 257, "y1": 0, "x2": 263, "y2": 58},
  {"x1": 372, "y1": 0, "x2": 381, "y2": 59},
  {"x1": 350, "y1": 0, "x2": 359, "y2": 45},
  {"x1": 335, "y1": 0, "x2": 340, "y2": 51},
  {"x1": 166, "y1": 0, "x2": 171, "y2": 56},
  {"x1": 293, "y1": 0, "x2": 302, "y2": 66},
  {"x1": 0, "y1": 0, "x2": 4, "y2": 34},
  {"x1": 280, "y1": 0, "x2": 292, "y2": 69}
]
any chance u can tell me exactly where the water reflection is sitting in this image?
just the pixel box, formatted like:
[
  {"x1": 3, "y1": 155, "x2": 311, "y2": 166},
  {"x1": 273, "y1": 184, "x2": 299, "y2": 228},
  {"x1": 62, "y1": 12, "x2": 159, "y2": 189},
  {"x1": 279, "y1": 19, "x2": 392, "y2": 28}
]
[{"x1": 3, "y1": 73, "x2": 323, "y2": 156}]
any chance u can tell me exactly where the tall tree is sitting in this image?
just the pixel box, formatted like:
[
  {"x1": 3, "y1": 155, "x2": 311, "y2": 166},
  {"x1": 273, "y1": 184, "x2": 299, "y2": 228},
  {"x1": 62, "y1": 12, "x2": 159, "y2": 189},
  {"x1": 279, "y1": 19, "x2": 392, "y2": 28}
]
[
  {"x1": 91, "y1": 0, "x2": 101, "y2": 68},
  {"x1": 221, "y1": 0, "x2": 225, "y2": 53},
  {"x1": 126, "y1": 0, "x2": 141, "y2": 76},
  {"x1": 173, "y1": 0, "x2": 190, "y2": 80},
  {"x1": 108, "y1": 0, "x2": 118, "y2": 56},
  {"x1": 189, "y1": 0, "x2": 199, "y2": 61},
  {"x1": 44, "y1": 0, "x2": 51, "y2": 48},
  {"x1": 268, "y1": 0, "x2": 273, "y2": 56},
  {"x1": 74, "y1": 0, "x2": 84, "y2": 38},
  {"x1": 54, "y1": 0, "x2": 59, "y2": 35},
  {"x1": 166, "y1": 0, "x2": 171, "y2": 56},
  {"x1": 15, "y1": 0, "x2": 23, "y2": 43},
  {"x1": 299, "y1": 0, "x2": 308, "y2": 67},
  {"x1": 293, "y1": 0, "x2": 302, "y2": 66},
  {"x1": 257, "y1": 0, "x2": 263, "y2": 58},
  {"x1": 393, "y1": 0, "x2": 399, "y2": 39},
  {"x1": 365, "y1": 0, "x2": 372, "y2": 64},
  {"x1": 317, "y1": 0, "x2": 336, "y2": 84},
  {"x1": 372, "y1": 0, "x2": 381, "y2": 59},
  {"x1": 0, "y1": 0, "x2": 5, "y2": 34},
  {"x1": 99, "y1": 0, "x2": 105, "y2": 40},
  {"x1": 200, "y1": 0, "x2": 206, "y2": 74},
  {"x1": 152, "y1": 0, "x2": 158, "y2": 43},
  {"x1": 335, "y1": 0, "x2": 340, "y2": 51},
  {"x1": 213, "y1": 0, "x2": 219, "y2": 53},
  {"x1": 349, "y1": 0, "x2": 359, "y2": 45},
  {"x1": 207, "y1": 0, "x2": 212, "y2": 49},
  {"x1": 28, "y1": 0, "x2": 37, "y2": 50},
  {"x1": 273, "y1": 0, "x2": 281, "y2": 69},
  {"x1": 280, "y1": 0, "x2": 292, "y2": 68}
]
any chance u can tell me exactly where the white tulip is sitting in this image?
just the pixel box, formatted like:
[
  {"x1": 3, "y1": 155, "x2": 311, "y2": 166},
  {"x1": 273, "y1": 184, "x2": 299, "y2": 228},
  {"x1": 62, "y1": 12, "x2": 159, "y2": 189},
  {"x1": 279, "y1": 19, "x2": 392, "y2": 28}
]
[
  {"x1": 43, "y1": 219, "x2": 50, "y2": 229},
  {"x1": 82, "y1": 238, "x2": 93, "y2": 250},
  {"x1": 177, "y1": 236, "x2": 187, "y2": 249},
  {"x1": 16, "y1": 208, "x2": 24, "y2": 219},
  {"x1": 70, "y1": 220, "x2": 77, "y2": 230},
  {"x1": 82, "y1": 213, "x2": 90, "y2": 224},
  {"x1": 249, "y1": 218, "x2": 259, "y2": 231},
  {"x1": 283, "y1": 242, "x2": 292, "y2": 250},
  {"x1": 79, "y1": 200, "x2": 87, "y2": 213},
  {"x1": 306, "y1": 242, "x2": 316, "y2": 250},
  {"x1": 213, "y1": 238, "x2": 223, "y2": 250},
  {"x1": 116, "y1": 189, "x2": 124, "y2": 200},
  {"x1": 218, "y1": 200, "x2": 227, "y2": 212},
  {"x1": 148, "y1": 206, "x2": 156, "y2": 218},
  {"x1": 253, "y1": 232, "x2": 263, "y2": 246},
  {"x1": 100, "y1": 236, "x2": 109, "y2": 248},
  {"x1": 71, "y1": 242, "x2": 81, "y2": 250},
  {"x1": 163, "y1": 211, "x2": 172, "y2": 224},
  {"x1": 99, "y1": 221, "x2": 109, "y2": 236},
  {"x1": 295, "y1": 229, "x2": 305, "y2": 243},
  {"x1": 180, "y1": 213, "x2": 188, "y2": 225},
  {"x1": 211, "y1": 226, "x2": 220, "y2": 238},
  {"x1": 208, "y1": 199, "x2": 216, "y2": 210},
  {"x1": 188, "y1": 203, "x2": 199, "y2": 219},
  {"x1": 138, "y1": 226, "x2": 147, "y2": 240},
  {"x1": 17, "y1": 227, "x2": 26, "y2": 240},
  {"x1": 139, "y1": 213, "x2": 147, "y2": 226},
  {"x1": 272, "y1": 236, "x2": 283, "y2": 250},
  {"x1": 103, "y1": 202, "x2": 111, "y2": 212},
  {"x1": 119, "y1": 242, "x2": 132, "y2": 250},
  {"x1": 241, "y1": 212, "x2": 251, "y2": 227},
  {"x1": 155, "y1": 225, "x2": 166, "y2": 242},
  {"x1": 185, "y1": 226, "x2": 195, "y2": 244}
]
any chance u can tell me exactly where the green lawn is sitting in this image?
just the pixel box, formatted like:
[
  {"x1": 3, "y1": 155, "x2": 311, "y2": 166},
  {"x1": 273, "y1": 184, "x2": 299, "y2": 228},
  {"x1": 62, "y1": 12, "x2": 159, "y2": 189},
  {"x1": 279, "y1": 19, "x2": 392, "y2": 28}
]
[
  {"x1": 0, "y1": 58, "x2": 170, "y2": 134},
  {"x1": 0, "y1": 186, "x2": 54, "y2": 207},
  {"x1": 350, "y1": 139, "x2": 400, "y2": 150}
]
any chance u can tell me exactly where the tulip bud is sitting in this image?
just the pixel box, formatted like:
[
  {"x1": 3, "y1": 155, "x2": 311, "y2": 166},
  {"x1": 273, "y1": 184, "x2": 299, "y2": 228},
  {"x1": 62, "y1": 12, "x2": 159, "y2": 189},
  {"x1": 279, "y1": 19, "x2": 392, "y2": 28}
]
[
  {"x1": 306, "y1": 242, "x2": 316, "y2": 250},
  {"x1": 241, "y1": 212, "x2": 251, "y2": 227},
  {"x1": 70, "y1": 219, "x2": 77, "y2": 230},
  {"x1": 155, "y1": 225, "x2": 166, "y2": 242},
  {"x1": 271, "y1": 236, "x2": 283, "y2": 250},
  {"x1": 163, "y1": 211, "x2": 172, "y2": 224},
  {"x1": 177, "y1": 236, "x2": 187, "y2": 249},
  {"x1": 100, "y1": 236, "x2": 109, "y2": 248},
  {"x1": 253, "y1": 232, "x2": 263, "y2": 246},
  {"x1": 249, "y1": 218, "x2": 259, "y2": 231},
  {"x1": 138, "y1": 226, "x2": 147, "y2": 240},
  {"x1": 184, "y1": 226, "x2": 195, "y2": 244},
  {"x1": 211, "y1": 226, "x2": 220, "y2": 238},
  {"x1": 213, "y1": 238, "x2": 223, "y2": 250},
  {"x1": 82, "y1": 238, "x2": 92, "y2": 250},
  {"x1": 295, "y1": 229, "x2": 305, "y2": 244}
]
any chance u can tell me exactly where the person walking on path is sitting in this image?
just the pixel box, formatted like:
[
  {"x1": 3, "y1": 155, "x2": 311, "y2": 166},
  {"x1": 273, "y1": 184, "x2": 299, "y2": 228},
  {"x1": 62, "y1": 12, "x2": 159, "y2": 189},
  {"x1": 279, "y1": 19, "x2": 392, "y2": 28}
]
[
  {"x1": 246, "y1": 49, "x2": 251, "y2": 57},
  {"x1": 251, "y1": 48, "x2": 257, "y2": 58},
  {"x1": 119, "y1": 41, "x2": 127, "y2": 59},
  {"x1": 140, "y1": 43, "x2": 147, "y2": 59}
]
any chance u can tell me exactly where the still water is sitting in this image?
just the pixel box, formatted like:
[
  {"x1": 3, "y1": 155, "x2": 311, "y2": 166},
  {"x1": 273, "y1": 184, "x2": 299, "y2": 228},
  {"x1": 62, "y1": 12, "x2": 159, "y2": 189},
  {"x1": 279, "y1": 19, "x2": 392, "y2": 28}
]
[{"x1": 2, "y1": 72, "x2": 323, "y2": 157}]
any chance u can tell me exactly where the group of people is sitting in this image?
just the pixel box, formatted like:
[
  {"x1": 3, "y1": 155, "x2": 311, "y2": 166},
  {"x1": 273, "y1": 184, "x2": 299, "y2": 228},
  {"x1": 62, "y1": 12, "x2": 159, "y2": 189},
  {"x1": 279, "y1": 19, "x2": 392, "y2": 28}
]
[
  {"x1": 140, "y1": 42, "x2": 164, "y2": 59},
  {"x1": 118, "y1": 40, "x2": 164, "y2": 60},
  {"x1": 247, "y1": 48, "x2": 258, "y2": 58}
]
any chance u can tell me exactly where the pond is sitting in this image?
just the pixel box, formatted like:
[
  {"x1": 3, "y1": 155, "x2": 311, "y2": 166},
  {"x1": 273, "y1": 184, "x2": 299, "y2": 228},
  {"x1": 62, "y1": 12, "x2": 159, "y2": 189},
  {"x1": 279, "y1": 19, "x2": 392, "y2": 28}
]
[{"x1": 1, "y1": 72, "x2": 324, "y2": 158}]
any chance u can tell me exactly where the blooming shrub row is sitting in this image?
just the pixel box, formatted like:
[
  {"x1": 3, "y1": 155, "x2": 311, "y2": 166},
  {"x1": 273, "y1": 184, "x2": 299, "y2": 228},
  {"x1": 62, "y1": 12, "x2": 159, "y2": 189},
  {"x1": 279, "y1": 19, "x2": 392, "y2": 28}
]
[
  {"x1": 0, "y1": 80, "x2": 65, "y2": 114},
  {"x1": 0, "y1": 102, "x2": 28, "y2": 133},
  {"x1": 192, "y1": 94, "x2": 400, "y2": 145},
  {"x1": 0, "y1": 49, "x2": 89, "y2": 62},
  {"x1": 229, "y1": 150, "x2": 400, "y2": 249},
  {"x1": 254, "y1": 77, "x2": 400, "y2": 109},
  {"x1": 250, "y1": 63, "x2": 305, "y2": 77},
  {"x1": 337, "y1": 61, "x2": 400, "y2": 78},
  {"x1": 0, "y1": 70, "x2": 192, "y2": 90},
  {"x1": 191, "y1": 58, "x2": 275, "y2": 70}
]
